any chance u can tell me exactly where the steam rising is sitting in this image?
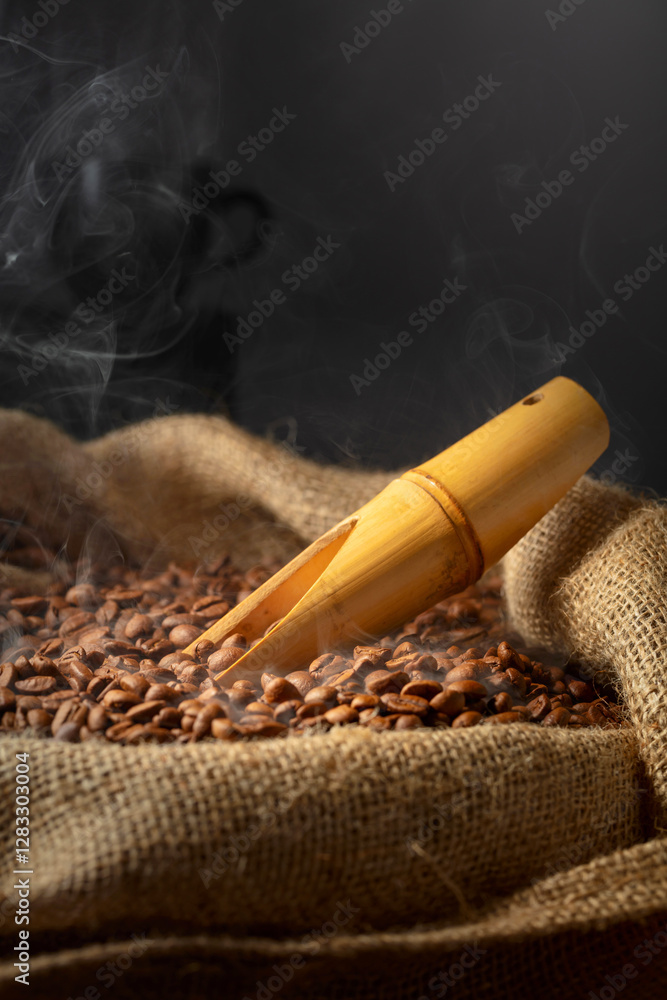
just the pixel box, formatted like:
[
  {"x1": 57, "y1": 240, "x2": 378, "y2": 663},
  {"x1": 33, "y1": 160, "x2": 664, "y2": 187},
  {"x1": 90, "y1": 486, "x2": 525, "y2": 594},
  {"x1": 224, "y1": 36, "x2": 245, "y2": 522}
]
[{"x1": 0, "y1": 8, "x2": 245, "y2": 437}]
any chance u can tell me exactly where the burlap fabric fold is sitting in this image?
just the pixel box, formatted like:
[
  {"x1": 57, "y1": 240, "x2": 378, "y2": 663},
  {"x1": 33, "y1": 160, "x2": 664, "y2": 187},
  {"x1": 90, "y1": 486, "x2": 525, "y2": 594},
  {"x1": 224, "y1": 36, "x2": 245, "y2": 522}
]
[
  {"x1": 1, "y1": 451, "x2": 667, "y2": 995},
  {"x1": 504, "y1": 476, "x2": 667, "y2": 833}
]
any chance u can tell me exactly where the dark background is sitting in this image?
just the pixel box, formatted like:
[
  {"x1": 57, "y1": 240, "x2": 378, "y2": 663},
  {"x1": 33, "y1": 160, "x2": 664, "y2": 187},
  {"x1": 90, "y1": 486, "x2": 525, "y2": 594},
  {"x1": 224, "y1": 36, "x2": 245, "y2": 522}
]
[{"x1": 0, "y1": 0, "x2": 665, "y2": 490}]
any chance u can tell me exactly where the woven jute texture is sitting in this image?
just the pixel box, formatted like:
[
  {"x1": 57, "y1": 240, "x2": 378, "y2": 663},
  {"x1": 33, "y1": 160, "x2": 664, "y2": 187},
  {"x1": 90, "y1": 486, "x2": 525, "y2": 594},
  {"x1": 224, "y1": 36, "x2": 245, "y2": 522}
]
[
  {"x1": 0, "y1": 408, "x2": 394, "y2": 585},
  {"x1": 504, "y1": 476, "x2": 667, "y2": 832},
  {"x1": 1, "y1": 412, "x2": 666, "y2": 996}
]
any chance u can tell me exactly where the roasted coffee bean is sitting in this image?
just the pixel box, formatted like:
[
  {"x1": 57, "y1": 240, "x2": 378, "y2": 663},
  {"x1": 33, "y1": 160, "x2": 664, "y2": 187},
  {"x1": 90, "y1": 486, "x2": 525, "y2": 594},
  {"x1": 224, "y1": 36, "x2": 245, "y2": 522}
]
[
  {"x1": 139, "y1": 638, "x2": 174, "y2": 660},
  {"x1": 586, "y1": 703, "x2": 612, "y2": 727},
  {"x1": 192, "y1": 594, "x2": 230, "y2": 614},
  {"x1": 297, "y1": 701, "x2": 328, "y2": 719},
  {"x1": 551, "y1": 693, "x2": 573, "y2": 710},
  {"x1": 350, "y1": 693, "x2": 381, "y2": 711},
  {"x1": 392, "y1": 640, "x2": 418, "y2": 658},
  {"x1": 380, "y1": 694, "x2": 430, "y2": 716},
  {"x1": 193, "y1": 702, "x2": 226, "y2": 737},
  {"x1": 263, "y1": 676, "x2": 301, "y2": 704},
  {"x1": 120, "y1": 673, "x2": 151, "y2": 698},
  {"x1": 568, "y1": 713, "x2": 591, "y2": 726},
  {"x1": 207, "y1": 646, "x2": 245, "y2": 674},
  {"x1": 192, "y1": 638, "x2": 217, "y2": 661},
  {"x1": 154, "y1": 707, "x2": 182, "y2": 729},
  {"x1": 26, "y1": 708, "x2": 52, "y2": 729},
  {"x1": 365, "y1": 670, "x2": 409, "y2": 696},
  {"x1": 0, "y1": 664, "x2": 17, "y2": 688},
  {"x1": 87, "y1": 705, "x2": 110, "y2": 732},
  {"x1": 38, "y1": 637, "x2": 64, "y2": 658},
  {"x1": 140, "y1": 665, "x2": 178, "y2": 684},
  {"x1": 326, "y1": 667, "x2": 357, "y2": 688},
  {"x1": 228, "y1": 686, "x2": 256, "y2": 708},
  {"x1": 126, "y1": 700, "x2": 167, "y2": 724},
  {"x1": 105, "y1": 720, "x2": 135, "y2": 741},
  {"x1": 566, "y1": 677, "x2": 596, "y2": 702},
  {"x1": 244, "y1": 702, "x2": 274, "y2": 718},
  {"x1": 17, "y1": 695, "x2": 43, "y2": 712},
  {"x1": 122, "y1": 724, "x2": 151, "y2": 744},
  {"x1": 0, "y1": 687, "x2": 16, "y2": 712},
  {"x1": 42, "y1": 690, "x2": 77, "y2": 712},
  {"x1": 394, "y1": 713, "x2": 424, "y2": 729},
  {"x1": 526, "y1": 694, "x2": 551, "y2": 721},
  {"x1": 445, "y1": 680, "x2": 487, "y2": 701},
  {"x1": 211, "y1": 718, "x2": 238, "y2": 740},
  {"x1": 103, "y1": 640, "x2": 142, "y2": 658},
  {"x1": 54, "y1": 721, "x2": 81, "y2": 742},
  {"x1": 220, "y1": 633, "x2": 247, "y2": 648},
  {"x1": 144, "y1": 684, "x2": 180, "y2": 703},
  {"x1": 50, "y1": 699, "x2": 77, "y2": 734},
  {"x1": 12, "y1": 595, "x2": 48, "y2": 616},
  {"x1": 308, "y1": 653, "x2": 338, "y2": 675},
  {"x1": 138, "y1": 725, "x2": 172, "y2": 743},
  {"x1": 177, "y1": 664, "x2": 210, "y2": 687},
  {"x1": 400, "y1": 679, "x2": 442, "y2": 700},
  {"x1": 239, "y1": 720, "x2": 288, "y2": 738},
  {"x1": 283, "y1": 670, "x2": 315, "y2": 696},
  {"x1": 12, "y1": 658, "x2": 34, "y2": 680},
  {"x1": 504, "y1": 668, "x2": 527, "y2": 698},
  {"x1": 497, "y1": 641, "x2": 521, "y2": 670},
  {"x1": 324, "y1": 705, "x2": 359, "y2": 725},
  {"x1": 530, "y1": 664, "x2": 551, "y2": 687},
  {"x1": 429, "y1": 689, "x2": 466, "y2": 717},
  {"x1": 30, "y1": 655, "x2": 59, "y2": 677},
  {"x1": 168, "y1": 624, "x2": 204, "y2": 647},
  {"x1": 161, "y1": 612, "x2": 208, "y2": 629},
  {"x1": 542, "y1": 707, "x2": 571, "y2": 727},
  {"x1": 124, "y1": 614, "x2": 153, "y2": 640},
  {"x1": 102, "y1": 689, "x2": 143, "y2": 711},
  {"x1": 547, "y1": 666, "x2": 566, "y2": 685},
  {"x1": 484, "y1": 711, "x2": 522, "y2": 725},
  {"x1": 58, "y1": 659, "x2": 94, "y2": 692},
  {"x1": 317, "y1": 655, "x2": 351, "y2": 679},
  {"x1": 488, "y1": 692, "x2": 514, "y2": 715},
  {"x1": 452, "y1": 711, "x2": 483, "y2": 728},
  {"x1": 364, "y1": 715, "x2": 392, "y2": 731},
  {"x1": 304, "y1": 686, "x2": 337, "y2": 707},
  {"x1": 198, "y1": 684, "x2": 226, "y2": 703},
  {"x1": 274, "y1": 700, "x2": 301, "y2": 725},
  {"x1": 444, "y1": 662, "x2": 491, "y2": 685},
  {"x1": 15, "y1": 675, "x2": 56, "y2": 695},
  {"x1": 353, "y1": 645, "x2": 393, "y2": 664},
  {"x1": 0, "y1": 561, "x2": 621, "y2": 744}
]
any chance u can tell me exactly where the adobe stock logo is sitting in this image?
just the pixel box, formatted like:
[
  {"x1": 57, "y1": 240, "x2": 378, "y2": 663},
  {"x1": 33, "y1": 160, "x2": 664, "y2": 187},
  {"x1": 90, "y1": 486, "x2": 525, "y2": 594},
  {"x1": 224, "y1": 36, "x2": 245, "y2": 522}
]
[
  {"x1": 6, "y1": 0, "x2": 70, "y2": 53},
  {"x1": 51, "y1": 66, "x2": 170, "y2": 183},
  {"x1": 339, "y1": 1, "x2": 417, "y2": 63},
  {"x1": 545, "y1": 0, "x2": 589, "y2": 31}
]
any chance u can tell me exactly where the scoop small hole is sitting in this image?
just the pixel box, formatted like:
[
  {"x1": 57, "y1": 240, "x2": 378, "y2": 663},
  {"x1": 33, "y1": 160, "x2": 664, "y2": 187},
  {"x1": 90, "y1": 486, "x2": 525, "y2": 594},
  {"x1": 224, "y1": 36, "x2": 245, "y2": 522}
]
[{"x1": 522, "y1": 393, "x2": 544, "y2": 406}]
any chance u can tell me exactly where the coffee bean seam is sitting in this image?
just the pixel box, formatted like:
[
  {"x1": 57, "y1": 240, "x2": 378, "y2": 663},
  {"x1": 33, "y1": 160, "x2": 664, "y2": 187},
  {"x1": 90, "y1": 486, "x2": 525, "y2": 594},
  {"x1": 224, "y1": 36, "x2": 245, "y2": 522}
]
[{"x1": 0, "y1": 565, "x2": 626, "y2": 745}]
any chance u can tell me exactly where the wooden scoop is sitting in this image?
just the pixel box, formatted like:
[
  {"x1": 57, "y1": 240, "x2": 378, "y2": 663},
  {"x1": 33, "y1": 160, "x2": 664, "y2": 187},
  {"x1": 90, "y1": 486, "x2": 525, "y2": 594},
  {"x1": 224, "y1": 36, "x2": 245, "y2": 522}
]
[{"x1": 184, "y1": 377, "x2": 609, "y2": 685}]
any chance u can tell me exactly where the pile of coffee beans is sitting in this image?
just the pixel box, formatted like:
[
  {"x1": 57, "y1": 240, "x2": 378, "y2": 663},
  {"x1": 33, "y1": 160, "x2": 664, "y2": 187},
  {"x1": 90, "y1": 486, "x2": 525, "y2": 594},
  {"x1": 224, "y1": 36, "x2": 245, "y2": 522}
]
[{"x1": 0, "y1": 555, "x2": 626, "y2": 744}]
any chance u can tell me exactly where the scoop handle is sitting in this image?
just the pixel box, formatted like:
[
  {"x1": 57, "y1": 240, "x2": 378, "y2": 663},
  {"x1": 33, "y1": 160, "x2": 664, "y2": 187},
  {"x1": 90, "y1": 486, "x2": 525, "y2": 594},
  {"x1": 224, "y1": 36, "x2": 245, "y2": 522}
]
[{"x1": 416, "y1": 377, "x2": 609, "y2": 568}]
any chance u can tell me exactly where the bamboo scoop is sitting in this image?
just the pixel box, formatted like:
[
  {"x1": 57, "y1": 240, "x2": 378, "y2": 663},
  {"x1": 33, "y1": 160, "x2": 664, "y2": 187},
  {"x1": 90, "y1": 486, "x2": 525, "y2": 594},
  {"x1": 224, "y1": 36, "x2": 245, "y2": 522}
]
[{"x1": 185, "y1": 376, "x2": 609, "y2": 685}]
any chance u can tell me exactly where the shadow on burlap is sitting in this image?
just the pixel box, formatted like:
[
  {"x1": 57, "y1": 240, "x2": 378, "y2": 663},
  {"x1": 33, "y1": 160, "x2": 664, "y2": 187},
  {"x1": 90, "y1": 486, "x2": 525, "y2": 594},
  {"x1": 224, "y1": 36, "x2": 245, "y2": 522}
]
[{"x1": 2, "y1": 476, "x2": 667, "y2": 997}]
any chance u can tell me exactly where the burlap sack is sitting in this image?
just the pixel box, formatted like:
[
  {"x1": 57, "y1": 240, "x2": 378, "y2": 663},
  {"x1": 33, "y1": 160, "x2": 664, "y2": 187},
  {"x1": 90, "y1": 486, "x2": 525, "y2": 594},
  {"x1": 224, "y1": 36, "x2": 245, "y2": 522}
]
[
  {"x1": 0, "y1": 408, "x2": 394, "y2": 586},
  {"x1": 1, "y1": 410, "x2": 667, "y2": 998}
]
